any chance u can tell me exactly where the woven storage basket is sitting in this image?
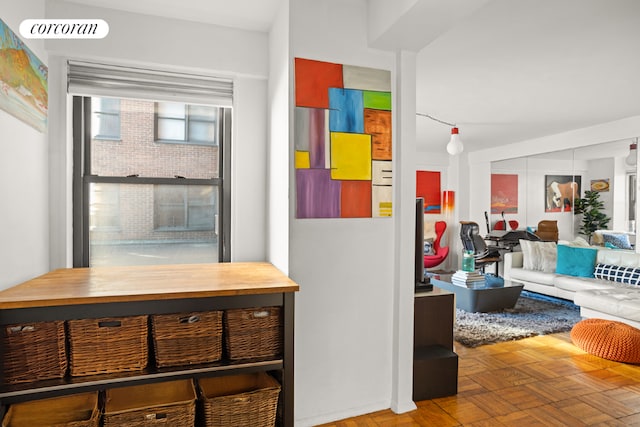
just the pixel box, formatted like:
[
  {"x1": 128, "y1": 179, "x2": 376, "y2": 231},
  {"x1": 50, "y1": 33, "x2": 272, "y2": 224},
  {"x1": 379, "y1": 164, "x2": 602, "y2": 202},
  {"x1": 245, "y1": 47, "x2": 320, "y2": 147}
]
[
  {"x1": 2, "y1": 392, "x2": 99, "y2": 427},
  {"x1": 103, "y1": 379, "x2": 196, "y2": 427},
  {"x1": 67, "y1": 315, "x2": 148, "y2": 376},
  {"x1": 224, "y1": 307, "x2": 283, "y2": 360},
  {"x1": 198, "y1": 372, "x2": 281, "y2": 427},
  {"x1": 152, "y1": 311, "x2": 223, "y2": 368},
  {"x1": 2, "y1": 321, "x2": 67, "y2": 384}
]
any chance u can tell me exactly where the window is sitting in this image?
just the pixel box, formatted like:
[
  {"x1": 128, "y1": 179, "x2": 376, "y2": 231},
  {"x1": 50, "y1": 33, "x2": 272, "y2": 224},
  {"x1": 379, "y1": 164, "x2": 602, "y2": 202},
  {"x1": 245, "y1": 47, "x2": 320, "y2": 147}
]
[
  {"x1": 92, "y1": 97, "x2": 121, "y2": 140},
  {"x1": 73, "y1": 96, "x2": 231, "y2": 267},
  {"x1": 156, "y1": 102, "x2": 218, "y2": 145},
  {"x1": 69, "y1": 61, "x2": 232, "y2": 268}
]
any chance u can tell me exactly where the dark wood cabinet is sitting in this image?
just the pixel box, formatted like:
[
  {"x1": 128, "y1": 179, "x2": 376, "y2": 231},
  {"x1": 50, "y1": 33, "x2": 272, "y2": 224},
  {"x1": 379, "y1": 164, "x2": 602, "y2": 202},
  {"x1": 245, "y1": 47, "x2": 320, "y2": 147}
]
[{"x1": 413, "y1": 287, "x2": 458, "y2": 401}]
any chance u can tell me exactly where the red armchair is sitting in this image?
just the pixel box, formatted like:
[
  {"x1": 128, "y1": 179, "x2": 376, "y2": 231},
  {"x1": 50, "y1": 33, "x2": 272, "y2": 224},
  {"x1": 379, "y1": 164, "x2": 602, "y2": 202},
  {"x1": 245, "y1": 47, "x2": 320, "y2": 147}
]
[{"x1": 423, "y1": 221, "x2": 450, "y2": 269}]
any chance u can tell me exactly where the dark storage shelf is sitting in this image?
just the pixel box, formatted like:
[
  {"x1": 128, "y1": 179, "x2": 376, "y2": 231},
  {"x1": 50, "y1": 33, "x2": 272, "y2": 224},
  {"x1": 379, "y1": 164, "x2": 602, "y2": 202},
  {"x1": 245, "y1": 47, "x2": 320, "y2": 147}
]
[
  {"x1": 0, "y1": 358, "x2": 283, "y2": 402},
  {"x1": 413, "y1": 288, "x2": 458, "y2": 401},
  {"x1": 0, "y1": 263, "x2": 298, "y2": 427},
  {"x1": 414, "y1": 344, "x2": 456, "y2": 361}
]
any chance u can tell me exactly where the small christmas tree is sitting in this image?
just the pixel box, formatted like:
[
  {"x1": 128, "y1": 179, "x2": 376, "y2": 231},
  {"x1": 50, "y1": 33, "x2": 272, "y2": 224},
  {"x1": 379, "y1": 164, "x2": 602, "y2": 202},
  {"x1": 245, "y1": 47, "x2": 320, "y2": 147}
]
[{"x1": 573, "y1": 190, "x2": 611, "y2": 244}]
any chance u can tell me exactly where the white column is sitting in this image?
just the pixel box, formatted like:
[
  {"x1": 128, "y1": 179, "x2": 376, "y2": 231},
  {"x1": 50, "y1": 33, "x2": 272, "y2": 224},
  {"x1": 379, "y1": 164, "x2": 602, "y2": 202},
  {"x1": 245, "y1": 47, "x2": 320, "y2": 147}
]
[{"x1": 390, "y1": 49, "x2": 418, "y2": 414}]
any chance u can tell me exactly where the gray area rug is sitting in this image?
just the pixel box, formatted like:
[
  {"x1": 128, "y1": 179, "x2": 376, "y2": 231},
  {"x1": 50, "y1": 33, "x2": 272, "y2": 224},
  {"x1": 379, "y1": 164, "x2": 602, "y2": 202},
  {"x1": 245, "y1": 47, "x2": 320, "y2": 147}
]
[{"x1": 455, "y1": 291, "x2": 582, "y2": 348}]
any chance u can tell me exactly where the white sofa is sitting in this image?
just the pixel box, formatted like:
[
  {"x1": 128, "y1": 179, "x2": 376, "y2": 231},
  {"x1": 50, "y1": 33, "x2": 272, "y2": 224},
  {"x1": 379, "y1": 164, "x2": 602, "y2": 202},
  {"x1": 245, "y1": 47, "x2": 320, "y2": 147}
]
[{"x1": 503, "y1": 248, "x2": 640, "y2": 329}]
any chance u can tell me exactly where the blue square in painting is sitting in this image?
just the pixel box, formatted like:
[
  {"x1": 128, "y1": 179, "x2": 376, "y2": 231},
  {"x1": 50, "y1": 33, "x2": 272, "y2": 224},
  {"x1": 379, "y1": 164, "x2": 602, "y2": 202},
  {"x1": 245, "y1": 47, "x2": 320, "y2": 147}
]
[{"x1": 329, "y1": 88, "x2": 364, "y2": 133}]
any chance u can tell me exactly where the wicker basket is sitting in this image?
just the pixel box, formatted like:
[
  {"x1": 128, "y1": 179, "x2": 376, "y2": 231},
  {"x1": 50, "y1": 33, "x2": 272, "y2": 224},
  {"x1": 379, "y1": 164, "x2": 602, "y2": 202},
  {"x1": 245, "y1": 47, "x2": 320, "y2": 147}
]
[
  {"x1": 152, "y1": 311, "x2": 223, "y2": 368},
  {"x1": 198, "y1": 372, "x2": 281, "y2": 427},
  {"x1": 2, "y1": 321, "x2": 67, "y2": 384},
  {"x1": 103, "y1": 379, "x2": 196, "y2": 427},
  {"x1": 67, "y1": 315, "x2": 148, "y2": 376},
  {"x1": 224, "y1": 307, "x2": 283, "y2": 360},
  {"x1": 2, "y1": 392, "x2": 99, "y2": 427}
]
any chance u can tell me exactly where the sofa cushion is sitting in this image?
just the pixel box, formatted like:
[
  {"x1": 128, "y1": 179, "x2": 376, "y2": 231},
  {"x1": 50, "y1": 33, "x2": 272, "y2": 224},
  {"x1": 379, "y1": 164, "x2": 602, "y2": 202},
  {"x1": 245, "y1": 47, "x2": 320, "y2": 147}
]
[
  {"x1": 596, "y1": 248, "x2": 640, "y2": 268},
  {"x1": 508, "y1": 267, "x2": 556, "y2": 286},
  {"x1": 553, "y1": 274, "x2": 616, "y2": 293},
  {"x1": 424, "y1": 238, "x2": 435, "y2": 255},
  {"x1": 594, "y1": 263, "x2": 640, "y2": 286},
  {"x1": 575, "y1": 288, "x2": 640, "y2": 323},
  {"x1": 556, "y1": 245, "x2": 597, "y2": 278},
  {"x1": 519, "y1": 240, "x2": 557, "y2": 273}
]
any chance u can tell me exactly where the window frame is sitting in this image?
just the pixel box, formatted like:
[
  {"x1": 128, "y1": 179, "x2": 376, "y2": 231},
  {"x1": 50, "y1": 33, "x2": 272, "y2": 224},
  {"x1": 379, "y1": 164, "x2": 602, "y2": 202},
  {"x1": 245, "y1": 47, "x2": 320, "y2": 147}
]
[{"x1": 72, "y1": 96, "x2": 231, "y2": 267}]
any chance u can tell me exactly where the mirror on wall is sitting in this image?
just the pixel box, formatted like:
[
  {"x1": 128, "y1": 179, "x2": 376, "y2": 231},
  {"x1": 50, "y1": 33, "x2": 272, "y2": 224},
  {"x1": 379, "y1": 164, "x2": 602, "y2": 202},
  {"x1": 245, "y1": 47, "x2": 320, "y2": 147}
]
[{"x1": 490, "y1": 138, "x2": 638, "y2": 246}]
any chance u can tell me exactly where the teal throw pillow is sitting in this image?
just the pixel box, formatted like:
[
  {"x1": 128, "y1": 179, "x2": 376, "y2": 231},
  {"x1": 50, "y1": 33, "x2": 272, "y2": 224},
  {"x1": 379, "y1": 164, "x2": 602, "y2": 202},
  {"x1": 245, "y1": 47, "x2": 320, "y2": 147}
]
[{"x1": 556, "y1": 245, "x2": 598, "y2": 278}]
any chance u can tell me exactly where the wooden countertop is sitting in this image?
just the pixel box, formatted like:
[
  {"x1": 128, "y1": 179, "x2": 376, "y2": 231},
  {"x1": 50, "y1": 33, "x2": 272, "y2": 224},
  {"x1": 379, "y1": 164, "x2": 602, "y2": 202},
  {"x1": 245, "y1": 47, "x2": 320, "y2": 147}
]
[{"x1": 0, "y1": 262, "x2": 299, "y2": 309}]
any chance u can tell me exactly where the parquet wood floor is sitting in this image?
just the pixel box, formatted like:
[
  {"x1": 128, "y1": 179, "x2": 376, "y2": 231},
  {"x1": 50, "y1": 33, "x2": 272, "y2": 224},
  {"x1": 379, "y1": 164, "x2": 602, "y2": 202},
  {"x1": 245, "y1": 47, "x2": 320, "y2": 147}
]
[{"x1": 319, "y1": 332, "x2": 640, "y2": 426}]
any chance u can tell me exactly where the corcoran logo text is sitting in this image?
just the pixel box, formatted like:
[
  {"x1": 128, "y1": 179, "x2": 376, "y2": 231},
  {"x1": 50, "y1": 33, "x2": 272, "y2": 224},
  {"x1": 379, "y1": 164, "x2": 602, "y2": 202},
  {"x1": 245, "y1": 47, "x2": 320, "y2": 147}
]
[{"x1": 20, "y1": 19, "x2": 109, "y2": 39}]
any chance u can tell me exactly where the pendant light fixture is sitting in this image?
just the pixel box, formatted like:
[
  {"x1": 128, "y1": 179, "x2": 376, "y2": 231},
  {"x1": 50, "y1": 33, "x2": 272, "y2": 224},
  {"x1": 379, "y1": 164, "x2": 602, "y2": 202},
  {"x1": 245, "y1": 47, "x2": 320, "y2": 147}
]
[
  {"x1": 416, "y1": 112, "x2": 463, "y2": 155},
  {"x1": 625, "y1": 137, "x2": 638, "y2": 167},
  {"x1": 447, "y1": 127, "x2": 463, "y2": 155}
]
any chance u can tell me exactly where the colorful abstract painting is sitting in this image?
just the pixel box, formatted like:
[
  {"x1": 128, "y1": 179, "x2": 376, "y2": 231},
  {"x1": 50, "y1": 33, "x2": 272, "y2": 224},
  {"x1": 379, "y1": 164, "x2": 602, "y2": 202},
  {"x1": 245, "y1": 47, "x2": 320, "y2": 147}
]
[
  {"x1": 416, "y1": 171, "x2": 441, "y2": 214},
  {"x1": 491, "y1": 174, "x2": 518, "y2": 214},
  {"x1": 0, "y1": 19, "x2": 47, "y2": 132},
  {"x1": 545, "y1": 175, "x2": 581, "y2": 213},
  {"x1": 294, "y1": 58, "x2": 392, "y2": 218}
]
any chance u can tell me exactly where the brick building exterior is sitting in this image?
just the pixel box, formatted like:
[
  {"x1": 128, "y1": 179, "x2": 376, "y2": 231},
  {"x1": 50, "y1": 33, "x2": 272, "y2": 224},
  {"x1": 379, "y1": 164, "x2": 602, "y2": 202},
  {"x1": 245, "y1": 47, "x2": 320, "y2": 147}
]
[{"x1": 89, "y1": 99, "x2": 219, "y2": 245}]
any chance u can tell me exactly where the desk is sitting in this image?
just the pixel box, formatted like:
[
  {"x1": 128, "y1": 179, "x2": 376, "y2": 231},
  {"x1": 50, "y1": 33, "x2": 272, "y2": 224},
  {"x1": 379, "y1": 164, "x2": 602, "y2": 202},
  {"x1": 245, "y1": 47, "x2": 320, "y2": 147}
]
[{"x1": 485, "y1": 229, "x2": 539, "y2": 251}]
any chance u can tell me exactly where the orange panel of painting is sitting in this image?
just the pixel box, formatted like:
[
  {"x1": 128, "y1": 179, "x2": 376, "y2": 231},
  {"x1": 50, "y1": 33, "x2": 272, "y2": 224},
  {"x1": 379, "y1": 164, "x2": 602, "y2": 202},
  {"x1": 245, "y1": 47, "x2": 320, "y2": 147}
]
[
  {"x1": 416, "y1": 171, "x2": 441, "y2": 214},
  {"x1": 341, "y1": 181, "x2": 372, "y2": 218},
  {"x1": 364, "y1": 109, "x2": 392, "y2": 160},
  {"x1": 295, "y1": 58, "x2": 344, "y2": 109}
]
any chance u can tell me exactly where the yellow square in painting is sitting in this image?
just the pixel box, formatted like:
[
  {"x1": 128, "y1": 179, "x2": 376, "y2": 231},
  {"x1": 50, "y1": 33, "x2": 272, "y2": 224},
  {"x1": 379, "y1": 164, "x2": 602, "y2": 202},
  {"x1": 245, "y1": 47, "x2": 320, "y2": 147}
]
[
  {"x1": 330, "y1": 132, "x2": 372, "y2": 180},
  {"x1": 295, "y1": 150, "x2": 310, "y2": 169}
]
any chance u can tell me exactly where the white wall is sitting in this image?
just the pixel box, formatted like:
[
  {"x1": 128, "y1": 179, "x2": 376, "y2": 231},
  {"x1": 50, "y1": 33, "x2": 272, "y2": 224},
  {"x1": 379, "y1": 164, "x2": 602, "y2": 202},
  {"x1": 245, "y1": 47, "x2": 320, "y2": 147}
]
[
  {"x1": 43, "y1": 0, "x2": 271, "y2": 266},
  {"x1": 0, "y1": 1, "x2": 50, "y2": 289},
  {"x1": 289, "y1": 1, "x2": 405, "y2": 425},
  {"x1": 267, "y1": 0, "x2": 291, "y2": 273}
]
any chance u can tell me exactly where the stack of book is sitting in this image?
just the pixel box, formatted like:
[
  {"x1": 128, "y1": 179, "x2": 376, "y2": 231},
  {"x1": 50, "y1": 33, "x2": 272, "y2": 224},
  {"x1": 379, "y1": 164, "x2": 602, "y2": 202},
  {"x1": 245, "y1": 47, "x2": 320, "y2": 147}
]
[{"x1": 451, "y1": 270, "x2": 486, "y2": 288}]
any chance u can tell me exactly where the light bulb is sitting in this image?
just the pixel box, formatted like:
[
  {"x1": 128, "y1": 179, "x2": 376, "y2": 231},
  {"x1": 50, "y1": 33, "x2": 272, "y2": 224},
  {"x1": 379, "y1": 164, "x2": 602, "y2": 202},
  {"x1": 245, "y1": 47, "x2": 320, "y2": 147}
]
[
  {"x1": 446, "y1": 127, "x2": 463, "y2": 155},
  {"x1": 625, "y1": 142, "x2": 637, "y2": 167}
]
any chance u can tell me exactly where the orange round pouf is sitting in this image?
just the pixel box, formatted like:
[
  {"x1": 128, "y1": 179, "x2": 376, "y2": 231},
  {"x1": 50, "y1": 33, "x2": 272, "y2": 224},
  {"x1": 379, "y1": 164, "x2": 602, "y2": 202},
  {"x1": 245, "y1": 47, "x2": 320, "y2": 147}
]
[{"x1": 571, "y1": 318, "x2": 640, "y2": 363}]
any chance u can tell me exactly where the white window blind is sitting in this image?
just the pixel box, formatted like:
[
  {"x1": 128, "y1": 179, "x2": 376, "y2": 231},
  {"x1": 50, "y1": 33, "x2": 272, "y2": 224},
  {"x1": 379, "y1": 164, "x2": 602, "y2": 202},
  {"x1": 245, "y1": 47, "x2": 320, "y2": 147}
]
[{"x1": 67, "y1": 60, "x2": 233, "y2": 106}]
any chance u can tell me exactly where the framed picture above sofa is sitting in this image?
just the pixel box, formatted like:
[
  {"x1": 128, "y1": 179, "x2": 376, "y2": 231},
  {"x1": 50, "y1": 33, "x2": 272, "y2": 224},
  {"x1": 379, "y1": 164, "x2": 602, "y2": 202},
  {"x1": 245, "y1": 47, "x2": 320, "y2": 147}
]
[{"x1": 545, "y1": 175, "x2": 582, "y2": 213}]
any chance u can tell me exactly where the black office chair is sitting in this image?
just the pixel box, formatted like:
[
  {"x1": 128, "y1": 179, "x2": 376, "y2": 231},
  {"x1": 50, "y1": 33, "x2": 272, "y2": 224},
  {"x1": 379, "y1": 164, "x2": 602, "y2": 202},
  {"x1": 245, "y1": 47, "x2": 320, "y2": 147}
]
[{"x1": 460, "y1": 221, "x2": 501, "y2": 273}]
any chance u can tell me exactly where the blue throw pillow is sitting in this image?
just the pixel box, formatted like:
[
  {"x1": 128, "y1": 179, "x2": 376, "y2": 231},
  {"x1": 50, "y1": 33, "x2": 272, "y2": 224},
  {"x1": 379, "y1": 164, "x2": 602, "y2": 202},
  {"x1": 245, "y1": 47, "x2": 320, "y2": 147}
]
[
  {"x1": 602, "y1": 233, "x2": 633, "y2": 250},
  {"x1": 556, "y1": 245, "x2": 598, "y2": 278},
  {"x1": 594, "y1": 263, "x2": 640, "y2": 286}
]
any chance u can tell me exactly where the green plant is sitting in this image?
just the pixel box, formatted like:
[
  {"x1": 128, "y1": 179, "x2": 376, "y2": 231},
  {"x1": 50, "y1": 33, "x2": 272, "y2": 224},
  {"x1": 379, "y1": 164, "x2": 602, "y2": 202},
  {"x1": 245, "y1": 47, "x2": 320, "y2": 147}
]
[{"x1": 573, "y1": 190, "x2": 611, "y2": 243}]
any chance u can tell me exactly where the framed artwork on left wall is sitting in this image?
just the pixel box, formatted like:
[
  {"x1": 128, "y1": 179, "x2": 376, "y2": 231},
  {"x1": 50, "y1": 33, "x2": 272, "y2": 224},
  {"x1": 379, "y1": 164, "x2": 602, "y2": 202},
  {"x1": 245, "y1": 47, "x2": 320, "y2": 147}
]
[{"x1": 0, "y1": 19, "x2": 48, "y2": 133}]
